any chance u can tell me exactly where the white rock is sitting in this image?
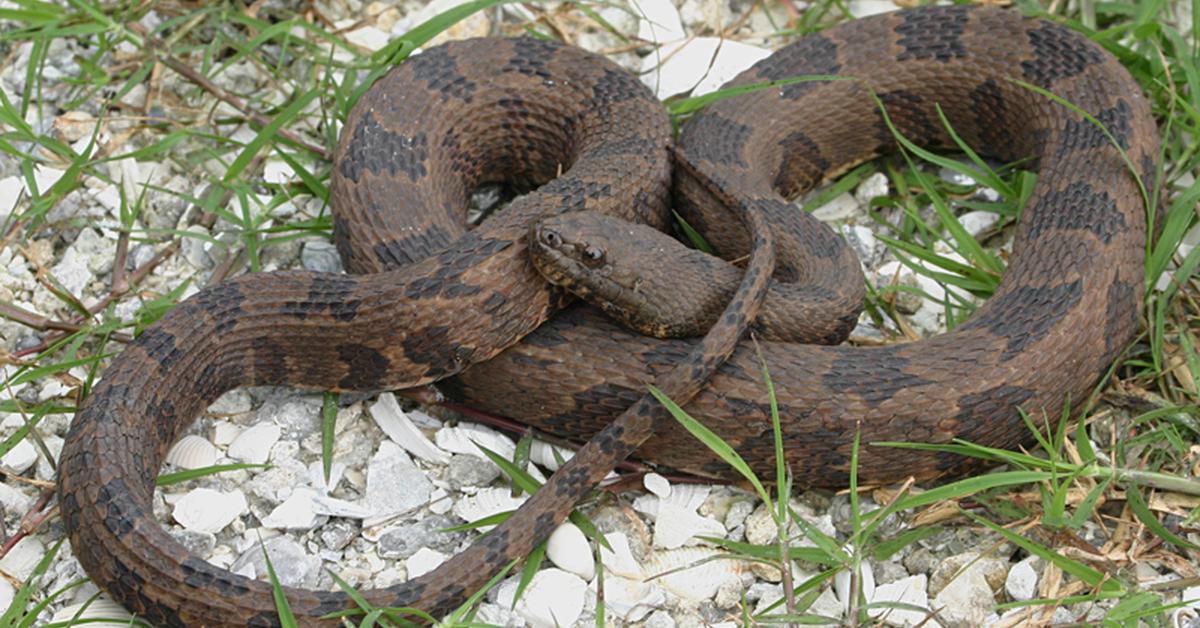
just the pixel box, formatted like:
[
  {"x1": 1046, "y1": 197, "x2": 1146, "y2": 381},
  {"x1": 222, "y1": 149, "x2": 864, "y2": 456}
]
[
  {"x1": 365, "y1": 440, "x2": 433, "y2": 527},
  {"x1": 262, "y1": 159, "x2": 295, "y2": 185},
  {"x1": 0, "y1": 578, "x2": 12, "y2": 612},
  {"x1": 812, "y1": 191, "x2": 861, "y2": 222},
  {"x1": 370, "y1": 393, "x2": 449, "y2": 464},
  {"x1": 835, "y1": 561, "x2": 876, "y2": 614},
  {"x1": 261, "y1": 487, "x2": 324, "y2": 530},
  {"x1": 166, "y1": 434, "x2": 219, "y2": 470},
  {"x1": 31, "y1": 165, "x2": 64, "y2": 195},
  {"x1": 958, "y1": 211, "x2": 1001, "y2": 239},
  {"x1": 307, "y1": 460, "x2": 345, "y2": 494},
  {"x1": 49, "y1": 596, "x2": 136, "y2": 627},
  {"x1": 869, "y1": 574, "x2": 939, "y2": 627},
  {"x1": 850, "y1": 0, "x2": 898, "y2": 18},
  {"x1": 1005, "y1": 556, "x2": 1040, "y2": 602},
  {"x1": 932, "y1": 561, "x2": 994, "y2": 626},
  {"x1": 0, "y1": 537, "x2": 43, "y2": 580},
  {"x1": 856, "y1": 172, "x2": 890, "y2": 206},
  {"x1": 452, "y1": 487, "x2": 526, "y2": 532},
  {"x1": 0, "y1": 481, "x2": 32, "y2": 514},
  {"x1": 310, "y1": 494, "x2": 373, "y2": 519},
  {"x1": 0, "y1": 176, "x2": 22, "y2": 217},
  {"x1": 653, "y1": 502, "x2": 725, "y2": 549},
  {"x1": 173, "y1": 488, "x2": 248, "y2": 534},
  {"x1": 498, "y1": 568, "x2": 587, "y2": 628},
  {"x1": 631, "y1": 0, "x2": 686, "y2": 43},
  {"x1": 644, "y1": 473, "x2": 671, "y2": 498},
  {"x1": 546, "y1": 522, "x2": 594, "y2": 580},
  {"x1": 1, "y1": 438, "x2": 37, "y2": 474},
  {"x1": 641, "y1": 37, "x2": 771, "y2": 98},
  {"x1": 405, "y1": 547, "x2": 447, "y2": 579},
  {"x1": 227, "y1": 423, "x2": 282, "y2": 464}
]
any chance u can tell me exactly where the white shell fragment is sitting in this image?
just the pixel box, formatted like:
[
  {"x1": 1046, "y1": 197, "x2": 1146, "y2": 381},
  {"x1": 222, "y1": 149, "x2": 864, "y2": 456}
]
[
  {"x1": 435, "y1": 424, "x2": 515, "y2": 460},
  {"x1": 644, "y1": 547, "x2": 748, "y2": 602},
  {"x1": 261, "y1": 488, "x2": 324, "y2": 530},
  {"x1": 50, "y1": 596, "x2": 137, "y2": 627},
  {"x1": 498, "y1": 568, "x2": 588, "y2": 628},
  {"x1": 406, "y1": 548, "x2": 448, "y2": 579},
  {"x1": 529, "y1": 439, "x2": 574, "y2": 470},
  {"x1": 173, "y1": 488, "x2": 248, "y2": 534},
  {"x1": 166, "y1": 434, "x2": 219, "y2": 470},
  {"x1": 640, "y1": 38, "x2": 771, "y2": 98},
  {"x1": 653, "y1": 502, "x2": 726, "y2": 549},
  {"x1": 226, "y1": 423, "x2": 282, "y2": 464},
  {"x1": 644, "y1": 473, "x2": 672, "y2": 498},
  {"x1": 631, "y1": 0, "x2": 686, "y2": 43},
  {"x1": 546, "y1": 522, "x2": 595, "y2": 580},
  {"x1": 452, "y1": 487, "x2": 527, "y2": 532},
  {"x1": 369, "y1": 392, "x2": 450, "y2": 464}
]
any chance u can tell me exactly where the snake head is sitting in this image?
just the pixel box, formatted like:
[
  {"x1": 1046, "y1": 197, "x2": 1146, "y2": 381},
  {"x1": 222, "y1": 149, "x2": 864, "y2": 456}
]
[{"x1": 530, "y1": 212, "x2": 665, "y2": 333}]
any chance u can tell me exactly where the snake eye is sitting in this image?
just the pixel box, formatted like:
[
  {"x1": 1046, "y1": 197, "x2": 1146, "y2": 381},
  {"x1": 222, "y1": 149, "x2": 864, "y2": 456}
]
[
  {"x1": 540, "y1": 228, "x2": 563, "y2": 249},
  {"x1": 582, "y1": 245, "x2": 605, "y2": 267}
]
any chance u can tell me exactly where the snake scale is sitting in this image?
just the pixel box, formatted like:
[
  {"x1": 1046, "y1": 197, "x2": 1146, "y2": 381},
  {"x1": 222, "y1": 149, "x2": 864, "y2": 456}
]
[{"x1": 55, "y1": 5, "x2": 1158, "y2": 627}]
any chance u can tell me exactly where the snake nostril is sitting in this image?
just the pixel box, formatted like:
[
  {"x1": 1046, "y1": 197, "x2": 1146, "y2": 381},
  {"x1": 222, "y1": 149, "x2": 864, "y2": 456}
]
[{"x1": 541, "y1": 228, "x2": 563, "y2": 248}]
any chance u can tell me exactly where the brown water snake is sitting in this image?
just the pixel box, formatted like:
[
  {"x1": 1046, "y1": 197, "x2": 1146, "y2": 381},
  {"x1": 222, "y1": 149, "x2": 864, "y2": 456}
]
[{"x1": 56, "y1": 5, "x2": 1158, "y2": 627}]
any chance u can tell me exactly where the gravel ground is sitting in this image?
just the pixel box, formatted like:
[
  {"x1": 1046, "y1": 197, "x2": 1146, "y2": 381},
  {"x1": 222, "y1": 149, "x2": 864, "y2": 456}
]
[{"x1": 2, "y1": 1, "x2": 1199, "y2": 627}]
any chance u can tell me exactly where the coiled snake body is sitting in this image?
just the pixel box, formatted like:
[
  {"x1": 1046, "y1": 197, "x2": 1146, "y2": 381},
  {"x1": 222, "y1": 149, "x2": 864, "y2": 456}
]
[{"x1": 57, "y1": 6, "x2": 1157, "y2": 627}]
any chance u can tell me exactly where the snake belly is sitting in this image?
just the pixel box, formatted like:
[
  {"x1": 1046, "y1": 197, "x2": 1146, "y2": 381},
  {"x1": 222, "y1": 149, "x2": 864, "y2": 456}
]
[{"x1": 54, "y1": 5, "x2": 1158, "y2": 628}]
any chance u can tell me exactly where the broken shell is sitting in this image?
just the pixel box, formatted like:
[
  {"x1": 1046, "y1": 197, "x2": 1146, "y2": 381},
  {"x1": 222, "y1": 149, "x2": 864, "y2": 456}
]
[
  {"x1": 652, "y1": 502, "x2": 725, "y2": 549},
  {"x1": 452, "y1": 487, "x2": 527, "y2": 532},
  {"x1": 370, "y1": 392, "x2": 449, "y2": 464},
  {"x1": 172, "y1": 488, "x2": 248, "y2": 534},
  {"x1": 643, "y1": 547, "x2": 749, "y2": 602},
  {"x1": 435, "y1": 424, "x2": 515, "y2": 460},
  {"x1": 166, "y1": 434, "x2": 219, "y2": 470},
  {"x1": 529, "y1": 439, "x2": 574, "y2": 470},
  {"x1": 50, "y1": 596, "x2": 135, "y2": 627},
  {"x1": 226, "y1": 423, "x2": 281, "y2": 464},
  {"x1": 546, "y1": 522, "x2": 594, "y2": 580},
  {"x1": 643, "y1": 473, "x2": 671, "y2": 498}
]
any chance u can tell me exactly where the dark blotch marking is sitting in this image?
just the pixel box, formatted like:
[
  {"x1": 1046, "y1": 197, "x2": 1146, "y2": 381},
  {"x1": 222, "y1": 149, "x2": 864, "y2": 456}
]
[
  {"x1": 823, "y1": 351, "x2": 934, "y2": 407},
  {"x1": 137, "y1": 327, "x2": 183, "y2": 374},
  {"x1": 753, "y1": 34, "x2": 840, "y2": 100},
  {"x1": 338, "y1": 111, "x2": 428, "y2": 184},
  {"x1": 774, "y1": 130, "x2": 830, "y2": 195},
  {"x1": 555, "y1": 466, "x2": 591, "y2": 497},
  {"x1": 406, "y1": 44, "x2": 476, "y2": 102},
  {"x1": 337, "y1": 343, "x2": 390, "y2": 390},
  {"x1": 190, "y1": 281, "x2": 247, "y2": 334},
  {"x1": 1021, "y1": 21, "x2": 1105, "y2": 88},
  {"x1": 387, "y1": 580, "x2": 427, "y2": 607},
  {"x1": 968, "y1": 79, "x2": 1018, "y2": 158},
  {"x1": 503, "y1": 37, "x2": 560, "y2": 80},
  {"x1": 400, "y1": 325, "x2": 459, "y2": 379},
  {"x1": 681, "y1": 113, "x2": 753, "y2": 168},
  {"x1": 953, "y1": 384, "x2": 1037, "y2": 429},
  {"x1": 283, "y1": 274, "x2": 362, "y2": 322},
  {"x1": 589, "y1": 67, "x2": 651, "y2": 107},
  {"x1": 894, "y1": 5, "x2": 969, "y2": 62},
  {"x1": 246, "y1": 612, "x2": 284, "y2": 628},
  {"x1": 1025, "y1": 181, "x2": 1125, "y2": 245},
  {"x1": 1060, "y1": 100, "x2": 1132, "y2": 155},
  {"x1": 874, "y1": 90, "x2": 940, "y2": 151},
  {"x1": 971, "y1": 281, "x2": 1084, "y2": 360},
  {"x1": 95, "y1": 478, "x2": 138, "y2": 539},
  {"x1": 372, "y1": 223, "x2": 455, "y2": 268},
  {"x1": 1104, "y1": 279, "x2": 1137, "y2": 356}
]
